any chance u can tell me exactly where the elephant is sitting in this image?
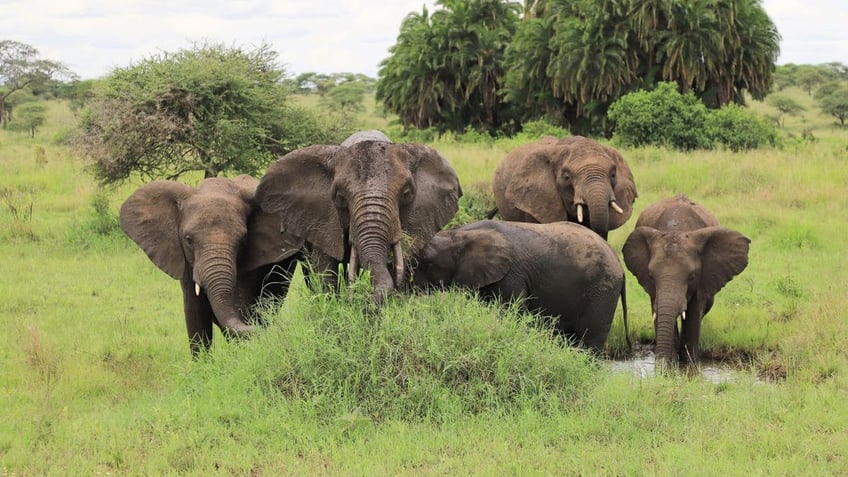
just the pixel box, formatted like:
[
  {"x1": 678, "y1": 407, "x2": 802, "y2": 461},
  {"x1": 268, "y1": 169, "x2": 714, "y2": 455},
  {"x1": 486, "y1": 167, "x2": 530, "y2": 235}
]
[
  {"x1": 120, "y1": 175, "x2": 299, "y2": 356},
  {"x1": 492, "y1": 135, "x2": 637, "y2": 239},
  {"x1": 412, "y1": 220, "x2": 628, "y2": 352},
  {"x1": 622, "y1": 194, "x2": 750, "y2": 365},
  {"x1": 255, "y1": 130, "x2": 462, "y2": 303}
]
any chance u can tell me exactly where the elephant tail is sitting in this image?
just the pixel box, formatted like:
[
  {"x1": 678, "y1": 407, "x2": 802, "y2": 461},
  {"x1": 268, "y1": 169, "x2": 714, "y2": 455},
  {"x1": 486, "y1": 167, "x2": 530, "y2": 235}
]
[
  {"x1": 486, "y1": 206, "x2": 499, "y2": 220},
  {"x1": 620, "y1": 276, "x2": 632, "y2": 353}
]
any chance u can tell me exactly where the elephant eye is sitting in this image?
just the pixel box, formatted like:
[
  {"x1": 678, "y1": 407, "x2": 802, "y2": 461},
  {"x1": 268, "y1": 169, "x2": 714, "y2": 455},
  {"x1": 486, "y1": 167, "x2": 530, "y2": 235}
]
[
  {"x1": 400, "y1": 182, "x2": 415, "y2": 204},
  {"x1": 184, "y1": 234, "x2": 194, "y2": 247},
  {"x1": 333, "y1": 188, "x2": 347, "y2": 209}
]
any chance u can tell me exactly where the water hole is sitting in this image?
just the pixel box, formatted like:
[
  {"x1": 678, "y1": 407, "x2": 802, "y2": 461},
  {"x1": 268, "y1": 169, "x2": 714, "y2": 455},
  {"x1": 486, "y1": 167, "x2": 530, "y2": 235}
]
[{"x1": 610, "y1": 345, "x2": 762, "y2": 383}]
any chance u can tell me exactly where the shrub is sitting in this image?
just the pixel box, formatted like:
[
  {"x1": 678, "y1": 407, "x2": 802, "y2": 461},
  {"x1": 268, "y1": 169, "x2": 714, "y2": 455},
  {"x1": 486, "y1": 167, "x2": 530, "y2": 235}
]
[
  {"x1": 608, "y1": 82, "x2": 710, "y2": 150},
  {"x1": 704, "y1": 104, "x2": 780, "y2": 151}
]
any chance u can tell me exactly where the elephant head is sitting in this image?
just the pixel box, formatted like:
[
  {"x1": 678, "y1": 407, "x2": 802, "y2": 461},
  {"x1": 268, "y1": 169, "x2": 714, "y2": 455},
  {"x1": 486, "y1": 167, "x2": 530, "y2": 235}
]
[
  {"x1": 622, "y1": 226, "x2": 750, "y2": 363},
  {"x1": 120, "y1": 175, "x2": 295, "y2": 355},
  {"x1": 494, "y1": 135, "x2": 637, "y2": 239},
  {"x1": 413, "y1": 226, "x2": 513, "y2": 290},
  {"x1": 256, "y1": 133, "x2": 462, "y2": 303}
]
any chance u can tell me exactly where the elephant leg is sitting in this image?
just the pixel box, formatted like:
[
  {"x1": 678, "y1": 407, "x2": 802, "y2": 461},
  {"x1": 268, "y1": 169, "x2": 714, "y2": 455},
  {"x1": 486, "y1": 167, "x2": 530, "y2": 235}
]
[
  {"x1": 680, "y1": 302, "x2": 707, "y2": 364},
  {"x1": 181, "y1": 275, "x2": 214, "y2": 357}
]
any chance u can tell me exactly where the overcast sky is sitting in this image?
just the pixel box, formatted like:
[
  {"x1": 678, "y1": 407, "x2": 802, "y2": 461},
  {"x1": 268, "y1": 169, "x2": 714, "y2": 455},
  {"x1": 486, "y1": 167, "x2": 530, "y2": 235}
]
[{"x1": 2, "y1": 0, "x2": 846, "y2": 80}]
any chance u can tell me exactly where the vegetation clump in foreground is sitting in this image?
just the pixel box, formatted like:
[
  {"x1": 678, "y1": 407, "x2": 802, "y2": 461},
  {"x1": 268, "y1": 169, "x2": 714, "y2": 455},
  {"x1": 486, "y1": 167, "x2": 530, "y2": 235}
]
[{"x1": 185, "y1": 282, "x2": 600, "y2": 425}]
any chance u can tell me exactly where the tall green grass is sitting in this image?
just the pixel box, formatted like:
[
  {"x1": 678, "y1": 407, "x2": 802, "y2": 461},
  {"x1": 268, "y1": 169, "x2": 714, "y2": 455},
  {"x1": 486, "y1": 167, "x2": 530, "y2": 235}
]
[{"x1": 1, "y1": 99, "x2": 847, "y2": 474}]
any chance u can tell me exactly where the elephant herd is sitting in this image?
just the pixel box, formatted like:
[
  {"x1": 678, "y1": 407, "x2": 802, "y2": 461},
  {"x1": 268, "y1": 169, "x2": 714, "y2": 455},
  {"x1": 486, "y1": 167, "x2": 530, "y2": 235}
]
[{"x1": 121, "y1": 130, "x2": 750, "y2": 366}]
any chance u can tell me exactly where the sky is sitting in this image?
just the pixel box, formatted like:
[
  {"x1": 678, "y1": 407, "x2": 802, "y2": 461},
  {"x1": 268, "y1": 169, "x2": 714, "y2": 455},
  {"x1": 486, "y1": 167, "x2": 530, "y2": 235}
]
[{"x1": 1, "y1": 0, "x2": 846, "y2": 81}]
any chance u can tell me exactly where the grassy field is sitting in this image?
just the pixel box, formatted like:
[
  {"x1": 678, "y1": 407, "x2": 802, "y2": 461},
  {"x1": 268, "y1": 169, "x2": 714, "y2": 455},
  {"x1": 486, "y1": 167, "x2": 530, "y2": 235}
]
[{"x1": 1, "y1": 95, "x2": 847, "y2": 475}]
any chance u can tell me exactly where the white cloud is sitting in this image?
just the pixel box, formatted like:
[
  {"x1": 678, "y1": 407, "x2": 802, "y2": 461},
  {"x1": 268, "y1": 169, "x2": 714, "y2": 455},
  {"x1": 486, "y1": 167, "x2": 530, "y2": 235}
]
[{"x1": 1, "y1": 0, "x2": 844, "y2": 80}]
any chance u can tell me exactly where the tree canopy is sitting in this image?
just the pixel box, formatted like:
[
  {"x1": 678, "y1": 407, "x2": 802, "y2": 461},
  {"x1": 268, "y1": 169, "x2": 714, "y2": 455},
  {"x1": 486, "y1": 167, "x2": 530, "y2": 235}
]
[
  {"x1": 73, "y1": 42, "x2": 336, "y2": 184},
  {"x1": 377, "y1": 0, "x2": 781, "y2": 136},
  {"x1": 375, "y1": 0, "x2": 522, "y2": 135},
  {"x1": 0, "y1": 40, "x2": 74, "y2": 127}
]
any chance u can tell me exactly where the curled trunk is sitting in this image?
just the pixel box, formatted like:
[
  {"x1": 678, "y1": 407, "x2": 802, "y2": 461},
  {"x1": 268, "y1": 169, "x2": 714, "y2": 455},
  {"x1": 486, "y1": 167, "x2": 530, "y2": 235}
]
[{"x1": 196, "y1": 255, "x2": 252, "y2": 338}]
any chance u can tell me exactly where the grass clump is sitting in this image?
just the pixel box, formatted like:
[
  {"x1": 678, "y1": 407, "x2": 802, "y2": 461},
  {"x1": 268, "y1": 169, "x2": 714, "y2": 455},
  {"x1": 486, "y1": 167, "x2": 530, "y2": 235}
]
[{"x1": 183, "y1": 283, "x2": 599, "y2": 426}]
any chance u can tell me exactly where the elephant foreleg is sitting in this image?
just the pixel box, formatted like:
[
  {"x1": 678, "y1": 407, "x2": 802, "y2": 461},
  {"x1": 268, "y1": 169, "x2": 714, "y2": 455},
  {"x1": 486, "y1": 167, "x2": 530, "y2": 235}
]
[
  {"x1": 181, "y1": 274, "x2": 214, "y2": 357},
  {"x1": 680, "y1": 300, "x2": 709, "y2": 364}
]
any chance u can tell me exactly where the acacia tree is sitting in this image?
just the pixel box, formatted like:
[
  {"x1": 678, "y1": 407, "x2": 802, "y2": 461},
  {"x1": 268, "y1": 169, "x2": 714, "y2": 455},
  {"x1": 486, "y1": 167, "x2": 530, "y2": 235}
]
[
  {"x1": 73, "y1": 42, "x2": 335, "y2": 184},
  {"x1": 0, "y1": 40, "x2": 74, "y2": 127},
  {"x1": 376, "y1": 0, "x2": 521, "y2": 134}
]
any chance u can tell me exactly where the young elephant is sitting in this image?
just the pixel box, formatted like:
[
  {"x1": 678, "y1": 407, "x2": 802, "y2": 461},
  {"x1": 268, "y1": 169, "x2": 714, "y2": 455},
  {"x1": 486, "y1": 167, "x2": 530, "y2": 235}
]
[
  {"x1": 120, "y1": 175, "x2": 299, "y2": 356},
  {"x1": 622, "y1": 194, "x2": 750, "y2": 365},
  {"x1": 413, "y1": 220, "x2": 627, "y2": 352}
]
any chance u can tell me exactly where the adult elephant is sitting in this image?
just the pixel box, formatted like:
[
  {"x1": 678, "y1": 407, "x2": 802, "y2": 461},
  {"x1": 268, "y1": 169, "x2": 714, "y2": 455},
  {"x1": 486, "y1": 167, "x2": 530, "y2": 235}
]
[
  {"x1": 413, "y1": 220, "x2": 628, "y2": 352},
  {"x1": 256, "y1": 130, "x2": 462, "y2": 303},
  {"x1": 622, "y1": 194, "x2": 750, "y2": 365},
  {"x1": 492, "y1": 135, "x2": 637, "y2": 239},
  {"x1": 120, "y1": 175, "x2": 299, "y2": 356}
]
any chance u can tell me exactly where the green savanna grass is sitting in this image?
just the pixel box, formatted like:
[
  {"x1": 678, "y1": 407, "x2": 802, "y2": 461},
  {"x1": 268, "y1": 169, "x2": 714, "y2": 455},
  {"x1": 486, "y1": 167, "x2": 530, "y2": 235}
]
[{"x1": 1, "y1": 95, "x2": 847, "y2": 474}]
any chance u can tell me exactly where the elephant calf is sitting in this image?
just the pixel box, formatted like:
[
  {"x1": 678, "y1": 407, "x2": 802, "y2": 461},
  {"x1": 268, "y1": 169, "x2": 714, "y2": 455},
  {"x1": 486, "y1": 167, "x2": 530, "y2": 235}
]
[
  {"x1": 622, "y1": 194, "x2": 750, "y2": 365},
  {"x1": 413, "y1": 220, "x2": 627, "y2": 352}
]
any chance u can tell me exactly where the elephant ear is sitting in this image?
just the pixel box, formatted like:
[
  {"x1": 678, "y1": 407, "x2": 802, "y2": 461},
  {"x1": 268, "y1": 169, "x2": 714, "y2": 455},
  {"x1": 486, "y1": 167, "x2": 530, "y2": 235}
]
[
  {"x1": 231, "y1": 174, "x2": 259, "y2": 202},
  {"x1": 397, "y1": 144, "x2": 463, "y2": 253},
  {"x1": 604, "y1": 145, "x2": 638, "y2": 230},
  {"x1": 120, "y1": 181, "x2": 195, "y2": 279},
  {"x1": 692, "y1": 226, "x2": 751, "y2": 298},
  {"x1": 240, "y1": 208, "x2": 304, "y2": 273},
  {"x1": 504, "y1": 145, "x2": 567, "y2": 223},
  {"x1": 622, "y1": 226, "x2": 660, "y2": 294},
  {"x1": 453, "y1": 228, "x2": 512, "y2": 289},
  {"x1": 255, "y1": 145, "x2": 345, "y2": 260}
]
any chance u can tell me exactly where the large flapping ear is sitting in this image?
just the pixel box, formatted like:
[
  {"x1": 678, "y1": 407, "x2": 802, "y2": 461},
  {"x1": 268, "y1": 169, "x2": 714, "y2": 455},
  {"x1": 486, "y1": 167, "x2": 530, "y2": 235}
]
[
  {"x1": 397, "y1": 144, "x2": 463, "y2": 254},
  {"x1": 504, "y1": 145, "x2": 567, "y2": 223},
  {"x1": 240, "y1": 208, "x2": 304, "y2": 273},
  {"x1": 604, "y1": 145, "x2": 638, "y2": 230},
  {"x1": 255, "y1": 145, "x2": 346, "y2": 260},
  {"x1": 452, "y1": 228, "x2": 512, "y2": 289},
  {"x1": 622, "y1": 226, "x2": 660, "y2": 294},
  {"x1": 119, "y1": 181, "x2": 195, "y2": 279},
  {"x1": 691, "y1": 226, "x2": 751, "y2": 298}
]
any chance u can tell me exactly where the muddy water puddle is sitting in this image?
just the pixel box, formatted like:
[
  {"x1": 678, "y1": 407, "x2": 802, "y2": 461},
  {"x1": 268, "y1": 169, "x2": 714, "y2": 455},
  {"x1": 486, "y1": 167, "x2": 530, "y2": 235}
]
[{"x1": 610, "y1": 347, "x2": 760, "y2": 383}]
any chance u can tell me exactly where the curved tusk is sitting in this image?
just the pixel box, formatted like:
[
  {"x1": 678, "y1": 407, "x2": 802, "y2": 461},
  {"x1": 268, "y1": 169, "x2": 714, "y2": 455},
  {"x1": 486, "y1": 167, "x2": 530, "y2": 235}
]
[
  {"x1": 611, "y1": 200, "x2": 624, "y2": 214},
  {"x1": 576, "y1": 204, "x2": 584, "y2": 223},
  {"x1": 195, "y1": 283, "x2": 201, "y2": 296},
  {"x1": 393, "y1": 242, "x2": 405, "y2": 286},
  {"x1": 348, "y1": 246, "x2": 358, "y2": 283},
  {"x1": 682, "y1": 311, "x2": 687, "y2": 321},
  {"x1": 652, "y1": 311, "x2": 657, "y2": 324}
]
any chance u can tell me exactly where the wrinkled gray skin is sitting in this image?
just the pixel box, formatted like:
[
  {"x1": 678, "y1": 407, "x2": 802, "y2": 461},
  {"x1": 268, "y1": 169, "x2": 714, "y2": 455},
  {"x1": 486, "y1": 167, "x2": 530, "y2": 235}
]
[
  {"x1": 492, "y1": 136, "x2": 638, "y2": 240},
  {"x1": 120, "y1": 175, "x2": 299, "y2": 356},
  {"x1": 256, "y1": 131, "x2": 462, "y2": 303},
  {"x1": 414, "y1": 220, "x2": 626, "y2": 352},
  {"x1": 622, "y1": 195, "x2": 750, "y2": 365}
]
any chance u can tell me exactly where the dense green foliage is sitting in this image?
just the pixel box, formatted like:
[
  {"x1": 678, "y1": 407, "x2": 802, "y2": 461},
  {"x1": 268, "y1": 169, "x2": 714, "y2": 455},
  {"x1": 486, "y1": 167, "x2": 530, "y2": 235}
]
[
  {"x1": 2, "y1": 90, "x2": 848, "y2": 474},
  {"x1": 815, "y1": 82, "x2": 848, "y2": 126},
  {"x1": 376, "y1": 0, "x2": 521, "y2": 135},
  {"x1": 71, "y1": 42, "x2": 339, "y2": 184},
  {"x1": 608, "y1": 82, "x2": 778, "y2": 150},
  {"x1": 377, "y1": 0, "x2": 780, "y2": 136}
]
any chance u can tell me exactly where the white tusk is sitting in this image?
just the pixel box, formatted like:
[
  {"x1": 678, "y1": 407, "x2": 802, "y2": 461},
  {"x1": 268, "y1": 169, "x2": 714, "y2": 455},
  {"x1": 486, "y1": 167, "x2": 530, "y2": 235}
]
[
  {"x1": 682, "y1": 311, "x2": 687, "y2": 321},
  {"x1": 577, "y1": 204, "x2": 584, "y2": 223},
  {"x1": 611, "y1": 201, "x2": 624, "y2": 214},
  {"x1": 393, "y1": 242, "x2": 405, "y2": 286},
  {"x1": 195, "y1": 283, "x2": 201, "y2": 296},
  {"x1": 652, "y1": 311, "x2": 657, "y2": 324},
  {"x1": 348, "y1": 246, "x2": 358, "y2": 283}
]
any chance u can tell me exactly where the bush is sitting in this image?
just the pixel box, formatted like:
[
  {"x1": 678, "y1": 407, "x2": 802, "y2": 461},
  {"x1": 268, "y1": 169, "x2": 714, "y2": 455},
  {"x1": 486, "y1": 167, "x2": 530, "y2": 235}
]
[
  {"x1": 704, "y1": 104, "x2": 780, "y2": 151},
  {"x1": 608, "y1": 82, "x2": 710, "y2": 150},
  {"x1": 184, "y1": 286, "x2": 599, "y2": 424},
  {"x1": 514, "y1": 119, "x2": 570, "y2": 141}
]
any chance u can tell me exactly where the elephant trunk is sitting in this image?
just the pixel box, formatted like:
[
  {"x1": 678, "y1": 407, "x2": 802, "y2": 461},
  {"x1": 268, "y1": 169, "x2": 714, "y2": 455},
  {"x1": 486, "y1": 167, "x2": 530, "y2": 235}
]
[
  {"x1": 196, "y1": 252, "x2": 252, "y2": 338},
  {"x1": 653, "y1": 284, "x2": 687, "y2": 366},
  {"x1": 576, "y1": 178, "x2": 611, "y2": 239},
  {"x1": 350, "y1": 194, "x2": 401, "y2": 303}
]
